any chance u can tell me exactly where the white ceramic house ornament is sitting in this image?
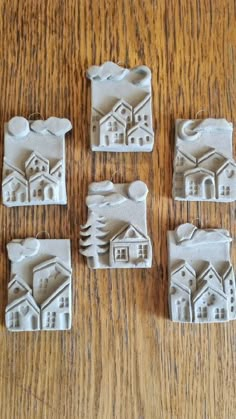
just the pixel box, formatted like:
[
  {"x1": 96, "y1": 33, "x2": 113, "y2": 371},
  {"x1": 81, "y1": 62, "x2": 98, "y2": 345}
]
[
  {"x1": 167, "y1": 223, "x2": 236, "y2": 323},
  {"x1": 173, "y1": 118, "x2": 236, "y2": 201},
  {"x1": 87, "y1": 61, "x2": 154, "y2": 151},
  {"x1": 2, "y1": 116, "x2": 72, "y2": 206},
  {"x1": 5, "y1": 238, "x2": 72, "y2": 331},
  {"x1": 80, "y1": 180, "x2": 152, "y2": 268}
]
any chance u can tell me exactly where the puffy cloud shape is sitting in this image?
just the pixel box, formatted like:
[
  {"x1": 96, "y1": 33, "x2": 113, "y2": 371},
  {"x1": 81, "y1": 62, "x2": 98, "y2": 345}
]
[
  {"x1": 87, "y1": 62, "x2": 151, "y2": 86},
  {"x1": 86, "y1": 193, "x2": 127, "y2": 208},
  {"x1": 7, "y1": 238, "x2": 40, "y2": 262}
]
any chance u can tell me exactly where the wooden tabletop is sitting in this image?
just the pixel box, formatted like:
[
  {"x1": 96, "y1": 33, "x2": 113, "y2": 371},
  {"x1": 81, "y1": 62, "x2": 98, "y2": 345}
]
[{"x1": 0, "y1": 1, "x2": 235, "y2": 418}]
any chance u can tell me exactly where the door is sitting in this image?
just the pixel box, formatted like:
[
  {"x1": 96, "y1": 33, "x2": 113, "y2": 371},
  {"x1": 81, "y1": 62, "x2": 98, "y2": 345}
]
[{"x1": 204, "y1": 178, "x2": 215, "y2": 199}]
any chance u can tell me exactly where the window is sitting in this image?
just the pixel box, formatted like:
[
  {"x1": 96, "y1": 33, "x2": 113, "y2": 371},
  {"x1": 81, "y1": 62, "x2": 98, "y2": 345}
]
[
  {"x1": 127, "y1": 116, "x2": 130, "y2": 122},
  {"x1": 121, "y1": 108, "x2": 126, "y2": 115},
  {"x1": 197, "y1": 307, "x2": 207, "y2": 318},
  {"x1": 33, "y1": 190, "x2": 37, "y2": 197},
  {"x1": 46, "y1": 312, "x2": 56, "y2": 328},
  {"x1": 42, "y1": 166, "x2": 45, "y2": 171},
  {"x1": 138, "y1": 244, "x2": 148, "y2": 259},
  {"x1": 59, "y1": 297, "x2": 69, "y2": 308},
  {"x1": 231, "y1": 297, "x2": 234, "y2": 303},
  {"x1": 231, "y1": 307, "x2": 234, "y2": 312},
  {"x1": 38, "y1": 189, "x2": 42, "y2": 197},
  {"x1": 9, "y1": 312, "x2": 19, "y2": 328},
  {"x1": 137, "y1": 115, "x2": 142, "y2": 121},
  {"x1": 114, "y1": 247, "x2": 128, "y2": 261},
  {"x1": 176, "y1": 156, "x2": 184, "y2": 166},
  {"x1": 188, "y1": 181, "x2": 198, "y2": 196},
  {"x1": 230, "y1": 280, "x2": 233, "y2": 285},
  {"x1": 130, "y1": 137, "x2": 135, "y2": 144},
  {"x1": 189, "y1": 280, "x2": 193, "y2": 286},
  {"x1": 39, "y1": 278, "x2": 48, "y2": 289},
  {"x1": 93, "y1": 125, "x2": 96, "y2": 132},
  {"x1": 215, "y1": 308, "x2": 225, "y2": 319},
  {"x1": 220, "y1": 186, "x2": 230, "y2": 196},
  {"x1": 144, "y1": 115, "x2": 148, "y2": 121},
  {"x1": 146, "y1": 136, "x2": 150, "y2": 142}
]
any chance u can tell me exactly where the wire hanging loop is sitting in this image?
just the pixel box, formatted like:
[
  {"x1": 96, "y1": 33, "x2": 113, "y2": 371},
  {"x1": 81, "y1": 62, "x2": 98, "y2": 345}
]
[
  {"x1": 36, "y1": 231, "x2": 50, "y2": 239},
  {"x1": 191, "y1": 218, "x2": 201, "y2": 227},
  {"x1": 28, "y1": 112, "x2": 44, "y2": 121},
  {"x1": 195, "y1": 109, "x2": 209, "y2": 119}
]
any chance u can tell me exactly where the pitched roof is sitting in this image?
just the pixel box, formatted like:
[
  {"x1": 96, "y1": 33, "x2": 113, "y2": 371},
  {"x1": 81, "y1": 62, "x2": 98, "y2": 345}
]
[
  {"x1": 110, "y1": 224, "x2": 148, "y2": 242},
  {"x1": 25, "y1": 151, "x2": 49, "y2": 168},
  {"x1": 112, "y1": 99, "x2": 132, "y2": 113},
  {"x1": 29, "y1": 172, "x2": 59, "y2": 185},
  {"x1": 197, "y1": 148, "x2": 226, "y2": 164},
  {"x1": 184, "y1": 167, "x2": 214, "y2": 177},
  {"x1": 41, "y1": 278, "x2": 71, "y2": 310},
  {"x1": 50, "y1": 160, "x2": 63, "y2": 175},
  {"x1": 5, "y1": 292, "x2": 40, "y2": 313},
  {"x1": 222, "y1": 262, "x2": 234, "y2": 280},
  {"x1": 2, "y1": 171, "x2": 28, "y2": 187},
  {"x1": 176, "y1": 148, "x2": 197, "y2": 164},
  {"x1": 3, "y1": 157, "x2": 25, "y2": 176},
  {"x1": 198, "y1": 263, "x2": 221, "y2": 281},
  {"x1": 171, "y1": 261, "x2": 196, "y2": 277},
  {"x1": 133, "y1": 94, "x2": 151, "y2": 114},
  {"x1": 170, "y1": 280, "x2": 191, "y2": 295},
  {"x1": 127, "y1": 124, "x2": 154, "y2": 137},
  {"x1": 192, "y1": 283, "x2": 227, "y2": 304},
  {"x1": 33, "y1": 256, "x2": 72, "y2": 276},
  {"x1": 216, "y1": 159, "x2": 236, "y2": 176},
  {"x1": 92, "y1": 107, "x2": 105, "y2": 117},
  {"x1": 99, "y1": 112, "x2": 126, "y2": 127},
  {"x1": 8, "y1": 274, "x2": 32, "y2": 293}
]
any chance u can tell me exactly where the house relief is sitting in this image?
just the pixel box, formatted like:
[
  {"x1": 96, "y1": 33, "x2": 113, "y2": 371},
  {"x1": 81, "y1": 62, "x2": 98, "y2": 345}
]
[
  {"x1": 168, "y1": 223, "x2": 236, "y2": 323},
  {"x1": 5, "y1": 238, "x2": 72, "y2": 332},
  {"x1": 2, "y1": 116, "x2": 71, "y2": 206},
  {"x1": 87, "y1": 61, "x2": 154, "y2": 152},
  {"x1": 173, "y1": 118, "x2": 236, "y2": 201},
  {"x1": 80, "y1": 180, "x2": 152, "y2": 269}
]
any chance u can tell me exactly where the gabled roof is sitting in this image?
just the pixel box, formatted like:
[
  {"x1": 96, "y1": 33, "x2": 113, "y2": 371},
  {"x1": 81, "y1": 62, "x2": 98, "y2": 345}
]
[
  {"x1": 92, "y1": 107, "x2": 105, "y2": 117},
  {"x1": 197, "y1": 148, "x2": 226, "y2": 164},
  {"x1": 99, "y1": 112, "x2": 126, "y2": 127},
  {"x1": 50, "y1": 160, "x2": 63, "y2": 175},
  {"x1": 184, "y1": 167, "x2": 214, "y2": 177},
  {"x1": 5, "y1": 292, "x2": 40, "y2": 313},
  {"x1": 176, "y1": 148, "x2": 197, "y2": 164},
  {"x1": 170, "y1": 280, "x2": 191, "y2": 295},
  {"x1": 25, "y1": 151, "x2": 49, "y2": 168},
  {"x1": 198, "y1": 263, "x2": 222, "y2": 283},
  {"x1": 2, "y1": 171, "x2": 28, "y2": 187},
  {"x1": 112, "y1": 99, "x2": 132, "y2": 113},
  {"x1": 110, "y1": 224, "x2": 148, "y2": 242},
  {"x1": 127, "y1": 124, "x2": 154, "y2": 137},
  {"x1": 3, "y1": 157, "x2": 25, "y2": 176},
  {"x1": 171, "y1": 261, "x2": 196, "y2": 277},
  {"x1": 41, "y1": 278, "x2": 71, "y2": 310},
  {"x1": 192, "y1": 283, "x2": 227, "y2": 304},
  {"x1": 222, "y1": 262, "x2": 234, "y2": 280},
  {"x1": 29, "y1": 172, "x2": 59, "y2": 185},
  {"x1": 33, "y1": 256, "x2": 72, "y2": 276},
  {"x1": 216, "y1": 159, "x2": 236, "y2": 176},
  {"x1": 8, "y1": 274, "x2": 32, "y2": 293},
  {"x1": 133, "y1": 94, "x2": 151, "y2": 114}
]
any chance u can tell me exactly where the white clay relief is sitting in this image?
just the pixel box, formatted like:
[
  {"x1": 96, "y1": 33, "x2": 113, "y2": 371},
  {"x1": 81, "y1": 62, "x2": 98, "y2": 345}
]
[
  {"x1": 5, "y1": 238, "x2": 72, "y2": 332},
  {"x1": 80, "y1": 180, "x2": 152, "y2": 268},
  {"x1": 167, "y1": 223, "x2": 236, "y2": 323},
  {"x1": 2, "y1": 116, "x2": 72, "y2": 206},
  {"x1": 173, "y1": 118, "x2": 236, "y2": 201},
  {"x1": 87, "y1": 62, "x2": 154, "y2": 152}
]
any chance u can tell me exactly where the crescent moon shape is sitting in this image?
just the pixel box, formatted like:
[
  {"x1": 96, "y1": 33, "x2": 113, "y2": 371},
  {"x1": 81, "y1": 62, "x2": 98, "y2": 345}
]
[
  {"x1": 131, "y1": 65, "x2": 151, "y2": 86},
  {"x1": 178, "y1": 120, "x2": 201, "y2": 142}
]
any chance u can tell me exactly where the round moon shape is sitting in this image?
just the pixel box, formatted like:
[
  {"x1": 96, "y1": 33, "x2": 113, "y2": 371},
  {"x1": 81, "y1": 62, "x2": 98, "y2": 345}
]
[
  {"x1": 128, "y1": 181, "x2": 148, "y2": 201},
  {"x1": 178, "y1": 120, "x2": 201, "y2": 142},
  {"x1": 8, "y1": 116, "x2": 30, "y2": 138}
]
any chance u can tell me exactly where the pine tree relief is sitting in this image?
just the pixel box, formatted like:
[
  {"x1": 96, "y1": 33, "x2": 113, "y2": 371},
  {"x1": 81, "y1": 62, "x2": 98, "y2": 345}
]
[{"x1": 80, "y1": 212, "x2": 109, "y2": 268}]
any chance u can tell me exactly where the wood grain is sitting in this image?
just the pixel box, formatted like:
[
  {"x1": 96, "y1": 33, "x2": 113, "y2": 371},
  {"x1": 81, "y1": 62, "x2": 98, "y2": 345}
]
[{"x1": 0, "y1": 0, "x2": 235, "y2": 418}]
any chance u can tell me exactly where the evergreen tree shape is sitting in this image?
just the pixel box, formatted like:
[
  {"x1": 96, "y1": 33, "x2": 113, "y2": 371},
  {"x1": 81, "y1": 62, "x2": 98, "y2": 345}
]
[{"x1": 80, "y1": 212, "x2": 109, "y2": 268}]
